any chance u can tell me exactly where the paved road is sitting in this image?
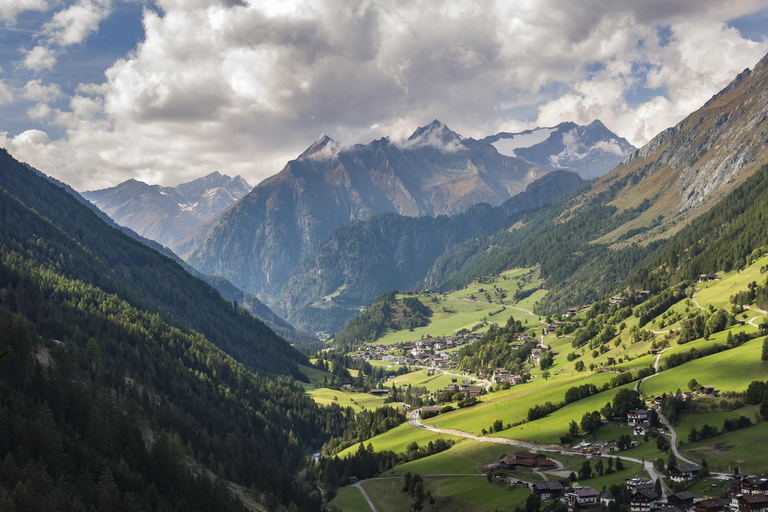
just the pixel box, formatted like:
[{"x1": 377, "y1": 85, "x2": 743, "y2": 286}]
[
  {"x1": 353, "y1": 480, "x2": 378, "y2": 512},
  {"x1": 657, "y1": 411, "x2": 695, "y2": 465},
  {"x1": 409, "y1": 411, "x2": 667, "y2": 484}
]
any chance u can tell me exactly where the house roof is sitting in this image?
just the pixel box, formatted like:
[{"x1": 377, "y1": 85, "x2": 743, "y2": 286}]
[
  {"x1": 671, "y1": 464, "x2": 700, "y2": 473},
  {"x1": 740, "y1": 495, "x2": 768, "y2": 504},
  {"x1": 670, "y1": 491, "x2": 695, "y2": 501},
  {"x1": 515, "y1": 451, "x2": 543, "y2": 458},
  {"x1": 628, "y1": 409, "x2": 648, "y2": 415},
  {"x1": 697, "y1": 498, "x2": 726, "y2": 508},
  {"x1": 573, "y1": 487, "x2": 599, "y2": 497},
  {"x1": 632, "y1": 489, "x2": 659, "y2": 501},
  {"x1": 601, "y1": 490, "x2": 616, "y2": 500}
]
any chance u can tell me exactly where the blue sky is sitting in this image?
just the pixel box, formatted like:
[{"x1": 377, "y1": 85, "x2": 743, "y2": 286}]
[{"x1": 1, "y1": 0, "x2": 768, "y2": 191}]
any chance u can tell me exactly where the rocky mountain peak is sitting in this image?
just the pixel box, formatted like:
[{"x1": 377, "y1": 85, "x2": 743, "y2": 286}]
[{"x1": 406, "y1": 120, "x2": 463, "y2": 147}]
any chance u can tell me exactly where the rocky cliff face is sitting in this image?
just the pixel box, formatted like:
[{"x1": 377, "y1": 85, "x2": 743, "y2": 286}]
[
  {"x1": 586, "y1": 52, "x2": 768, "y2": 244},
  {"x1": 83, "y1": 172, "x2": 252, "y2": 247},
  {"x1": 175, "y1": 121, "x2": 544, "y2": 302}
]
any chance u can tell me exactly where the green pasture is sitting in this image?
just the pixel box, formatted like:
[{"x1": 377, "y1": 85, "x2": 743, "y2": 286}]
[
  {"x1": 695, "y1": 254, "x2": 768, "y2": 311},
  {"x1": 683, "y1": 420, "x2": 768, "y2": 474},
  {"x1": 339, "y1": 421, "x2": 462, "y2": 458},
  {"x1": 358, "y1": 475, "x2": 530, "y2": 512},
  {"x1": 305, "y1": 387, "x2": 389, "y2": 412},
  {"x1": 424, "y1": 373, "x2": 616, "y2": 438},
  {"x1": 299, "y1": 364, "x2": 333, "y2": 388},
  {"x1": 640, "y1": 337, "x2": 768, "y2": 396},
  {"x1": 388, "y1": 440, "x2": 509, "y2": 476},
  {"x1": 329, "y1": 485, "x2": 372, "y2": 512},
  {"x1": 372, "y1": 268, "x2": 545, "y2": 346},
  {"x1": 389, "y1": 369, "x2": 458, "y2": 393},
  {"x1": 488, "y1": 384, "x2": 636, "y2": 445}
]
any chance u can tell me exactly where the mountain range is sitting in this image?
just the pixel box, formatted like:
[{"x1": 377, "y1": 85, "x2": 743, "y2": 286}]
[
  {"x1": 483, "y1": 120, "x2": 636, "y2": 179},
  {"x1": 174, "y1": 120, "x2": 628, "y2": 307},
  {"x1": 83, "y1": 171, "x2": 252, "y2": 247},
  {"x1": 275, "y1": 170, "x2": 585, "y2": 332}
]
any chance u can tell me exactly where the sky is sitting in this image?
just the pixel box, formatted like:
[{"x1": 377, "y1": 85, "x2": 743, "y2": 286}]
[{"x1": 1, "y1": 0, "x2": 768, "y2": 191}]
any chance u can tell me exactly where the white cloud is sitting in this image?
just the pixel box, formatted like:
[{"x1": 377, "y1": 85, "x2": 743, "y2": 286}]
[
  {"x1": 0, "y1": 0, "x2": 48, "y2": 23},
  {"x1": 22, "y1": 45, "x2": 57, "y2": 71},
  {"x1": 0, "y1": 81, "x2": 13, "y2": 104},
  {"x1": 27, "y1": 102, "x2": 53, "y2": 120},
  {"x1": 5, "y1": 0, "x2": 768, "y2": 190},
  {"x1": 22, "y1": 79, "x2": 62, "y2": 102},
  {"x1": 42, "y1": 0, "x2": 112, "y2": 47}
]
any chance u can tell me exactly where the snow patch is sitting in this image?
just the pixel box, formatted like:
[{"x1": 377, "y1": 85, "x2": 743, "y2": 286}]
[{"x1": 491, "y1": 127, "x2": 555, "y2": 156}]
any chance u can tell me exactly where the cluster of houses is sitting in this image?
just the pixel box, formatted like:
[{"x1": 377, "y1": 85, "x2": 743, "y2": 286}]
[
  {"x1": 433, "y1": 379, "x2": 485, "y2": 401},
  {"x1": 351, "y1": 333, "x2": 487, "y2": 369}
]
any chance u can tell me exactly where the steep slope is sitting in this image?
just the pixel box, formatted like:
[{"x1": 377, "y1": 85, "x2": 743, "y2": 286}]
[
  {"x1": 0, "y1": 148, "x2": 305, "y2": 376},
  {"x1": 31, "y1": 165, "x2": 318, "y2": 348},
  {"x1": 176, "y1": 120, "x2": 542, "y2": 302},
  {"x1": 483, "y1": 120, "x2": 636, "y2": 179},
  {"x1": 424, "y1": 52, "x2": 768, "y2": 313},
  {"x1": 585, "y1": 53, "x2": 768, "y2": 245},
  {"x1": 277, "y1": 170, "x2": 584, "y2": 332},
  {"x1": 0, "y1": 148, "x2": 361, "y2": 511},
  {"x1": 83, "y1": 171, "x2": 252, "y2": 247}
]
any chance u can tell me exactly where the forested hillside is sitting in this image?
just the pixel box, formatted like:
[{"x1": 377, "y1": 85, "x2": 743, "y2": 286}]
[
  {"x1": 0, "y1": 149, "x2": 306, "y2": 377},
  {"x1": 0, "y1": 148, "x2": 389, "y2": 510}
]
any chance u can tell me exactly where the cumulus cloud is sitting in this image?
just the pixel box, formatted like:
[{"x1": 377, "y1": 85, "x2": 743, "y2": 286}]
[
  {"x1": 22, "y1": 79, "x2": 62, "y2": 102},
  {"x1": 22, "y1": 45, "x2": 57, "y2": 71},
  {"x1": 5, "y1": 0, "x2": 768, "y2": 190},
  {"x1": 0, "y1": 81, "x2": 13, "y2": 105},
  {"x1": 41, "y1": 0, "x2": 112, "y2": 47},
  {"x1": 0, "y1": 0, "x2": 49, "y2": 23}
]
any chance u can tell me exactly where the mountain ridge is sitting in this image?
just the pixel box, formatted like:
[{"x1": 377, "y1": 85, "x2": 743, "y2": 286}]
[{"x1": 83, "y1": 171, "x2": 252, "y2": 247}]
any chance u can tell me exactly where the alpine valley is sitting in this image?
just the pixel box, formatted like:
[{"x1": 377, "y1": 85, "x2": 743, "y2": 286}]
[{"x1": 4, "y1": 26, "x2": 768, "y2": 512}]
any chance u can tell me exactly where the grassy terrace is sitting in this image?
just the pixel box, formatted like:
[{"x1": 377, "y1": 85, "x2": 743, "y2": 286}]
[
  {"x1": 640, "y1": 336, "x2": 768, "y2": 396},
  {"x1": 339, "y1": 421, "x2": 463, "y2": 457},
  {"x1": 371, "y1": 268, "x2": 546, "y2": 346},
  {"x1": 329, "y1": 486, "x2": 372, "y2": 512},
  {"x1": 304, "y1": 387, "x2": 389, "y2": 412},
  {"x1": 683, "y1": 420, "x2": 768, "y2": 474},
  {"x1": 423, "y1": 373, "x2": 617, "y2": 438},
  {"x1": 357, "y1": 475, "x2": 531, "y2": 512},
  {"x1": 389, "y1": 369, "x2": 459, "y2": 393}
]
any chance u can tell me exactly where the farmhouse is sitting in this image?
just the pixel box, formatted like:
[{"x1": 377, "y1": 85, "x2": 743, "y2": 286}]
[
  {"x1": 699, "y1": 274, "x2": 720, "y2": 282},
  {"x1": 699, "y1": 385, "x2": 715, "y2": 395},
  {"x1": 741, "y1": 476, "x2": 768, "y2": 494},
  {"x1": 533, "y1": 481, "x2": 565, "y2": 499},
  {"x1": 368, "y1": 389, "x2": 389, "y2": 396},
  {"x1": 695, "y1": 498, "x2": 727, "y2": 512},
  {"x1": 514, "y1": 451, "x2": 547, "y2": 467},
  {"x1": 669, "y1": 464, "x2": 700, "y2": 482},
  {"x1": 630, "y1": 489, "x2": 659, "y2": 512},
  {"x1": 738, "y1": 494, "x2": 768, "y2": 512},
  {"x1": 633, "y1": 422, "x2": 651, "y2": 436},
  {"x1": 567, "y1": 487, "x2": 599, "y2": 510},
  {"x1": 627, "y1": 409, "x2": 648, "y2": 426},
  {"x1": 667, "y1": 491, "x2": 695, "y2": 511}
]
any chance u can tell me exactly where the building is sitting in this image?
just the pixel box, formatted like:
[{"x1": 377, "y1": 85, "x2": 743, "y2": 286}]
[
  {"x1": 669, "y1": 464, "x2": 700, "y2": 482},
  {"x1": 738, "y1": 494, "x2": 768, "y2": 512},
  {"x1": 533, "y1": 481, "x2": 565, "y2": 500},
  {"x1": 627, "y1": 409, "x2": 649, "y2": 426},
  {"x1": 699, "y1": 385, "x2": 715, "y2": 395},
  {"x1": 630, "y1": 489, "x2": 659, "y2": 512},
  {"x1": 667, "y1": 491, "x2": 695, "y2": 511},
  {"x1": 695, "y1": 498, "x2": 727, "y2": 512},
  {"x1": 634, "y1": 422, "x2": 651, "y2": 436},
  {"x1": 514, "y1": 451, "x2": 547, "y2": 467},
  {"x1": 741, "y1": 476, "x2": 768, "y2": 495},
  {"x1": 567, "y1": 487, "x2": 600, "y2": 510},
  {"x1": 601, "y1": 488, "x2": 616, "y2": 507}
]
